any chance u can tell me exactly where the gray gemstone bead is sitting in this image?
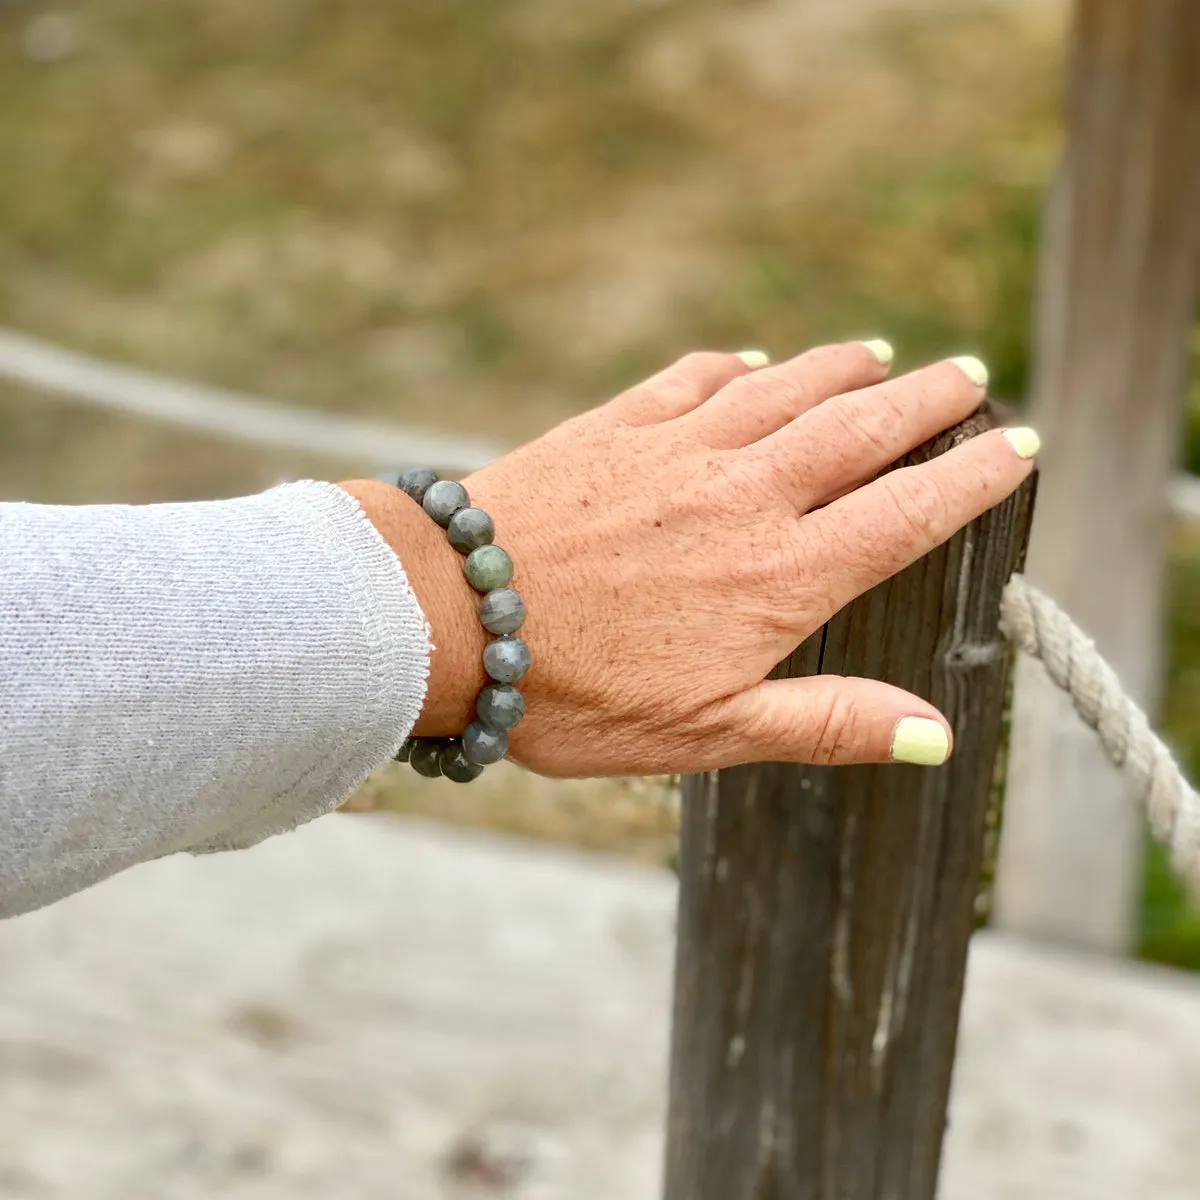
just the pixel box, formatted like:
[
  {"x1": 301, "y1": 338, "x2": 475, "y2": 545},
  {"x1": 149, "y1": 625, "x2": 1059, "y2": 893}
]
[
  {"x1": 477, "y1": 683, "x2": 525, "y2": 730},
  {"x1": 408, "y1": 739, "x2": 444, "y2": 778},
  {"x1": 479, "y1": 587, "x2": 526, "y2": 635},
  {"x1": 463, "y1": 721, "x2": 509, "y2": 765},
  {"x1": 393, "y1": 737, "x2": 414, "y2": 763},
  {"x1": 447, "y1": 507, "x2": 495, "y2": 554},
  {"x1": 397, "y1": 467, "x2": 438, "y2": 504},
  {"x1": 440, "y1": 740, "x2": 485, "y2": 783},
  {"x1": 464, "y1": 544, "x2": 513, "y2": 593},
  {"x1": 483, "y1": 635, "x2": 531, "y2": 684},
  {"x1": 422, "y1": 479, "x2": 469, "y2": 527}
]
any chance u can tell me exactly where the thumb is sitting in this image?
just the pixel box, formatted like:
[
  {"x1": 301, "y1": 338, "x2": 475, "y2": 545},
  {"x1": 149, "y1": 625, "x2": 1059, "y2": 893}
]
[{"x1": 715, "y1": 675, "x2": 953, "y2": 767}]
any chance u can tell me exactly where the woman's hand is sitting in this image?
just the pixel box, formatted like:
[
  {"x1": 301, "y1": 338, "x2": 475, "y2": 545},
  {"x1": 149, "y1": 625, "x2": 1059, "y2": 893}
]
[{"x1": 346, "y1": 341, "x2": 1037, "y2": 778}]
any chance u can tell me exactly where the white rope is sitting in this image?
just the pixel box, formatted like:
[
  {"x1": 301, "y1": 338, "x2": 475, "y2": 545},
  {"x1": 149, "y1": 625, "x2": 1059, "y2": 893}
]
[
  {"x1": 1000, "y1": 574, "x2": 1200, "y2": 890},
  {"x1": 0, "y1": 328, "x2": 503, "y2": 474},
  {"x1": 1170, "y1": 472, "x2": 1200, "y2": 522}
]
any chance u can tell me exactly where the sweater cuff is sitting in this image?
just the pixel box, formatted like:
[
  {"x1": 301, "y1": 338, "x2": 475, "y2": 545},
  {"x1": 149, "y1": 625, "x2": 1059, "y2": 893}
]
[{"x1": 186, "y1": 480, "x2": 431, "y2": 853}]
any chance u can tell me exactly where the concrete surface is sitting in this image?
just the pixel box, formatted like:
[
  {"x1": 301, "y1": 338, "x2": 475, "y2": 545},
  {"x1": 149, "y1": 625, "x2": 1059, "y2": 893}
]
[{"x1": 1, "y1": 814, "x2": 1198, "y2": 1198}]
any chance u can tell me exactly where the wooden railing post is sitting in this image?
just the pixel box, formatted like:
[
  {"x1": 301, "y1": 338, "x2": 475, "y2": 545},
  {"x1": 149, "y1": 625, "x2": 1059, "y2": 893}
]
[{"x1": 663, "y1": 409, "x2": 1036, "y2": 1200}]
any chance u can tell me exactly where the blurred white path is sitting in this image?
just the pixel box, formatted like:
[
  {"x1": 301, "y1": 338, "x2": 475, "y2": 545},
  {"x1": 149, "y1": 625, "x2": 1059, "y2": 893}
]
[{"x1": 1, "y1": 814, "x2": 1198, "y2": 1198}]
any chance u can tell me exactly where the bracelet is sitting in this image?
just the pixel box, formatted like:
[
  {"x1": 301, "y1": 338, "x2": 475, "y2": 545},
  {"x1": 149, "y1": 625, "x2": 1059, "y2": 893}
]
[{"x1": 391, "y1": 468, "x2": 529, "y2": 783}]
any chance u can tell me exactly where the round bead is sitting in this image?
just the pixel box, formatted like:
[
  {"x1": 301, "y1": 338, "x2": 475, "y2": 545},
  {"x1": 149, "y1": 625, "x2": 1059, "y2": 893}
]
[
  {"x1": 464, "y1": 544, "x2": 513, "y2": 593},
  {"x1": 483, "y1": 635, "x2": 531, "y2": 684},
  {"x1": 422, "y1": 480, "x2": 469, "y2": 527},
  {"x1": 394, "y1": 737, "x2": 414, "y2": 763},
  {"x1": 447, "y1": 507, "x2": 495, "y2": 554},
  {"x1": 397, "y1": 467, "x2": 438, "y2": 504},
  {"x1": 477, "y1": 684, "x2": 525, "y2": 730},
  {"x1": 440, "y1": 740, "x2": 485, "y2": 783},
  {"x1": 479, "y1": 587, "x2": 526, "y2": 635},
  {"x1": 408, "y1": 739, "x2": 444, "y2": 778},
  {"x1": 463, "y1": 721, "x2": 509, "y2": 765}
]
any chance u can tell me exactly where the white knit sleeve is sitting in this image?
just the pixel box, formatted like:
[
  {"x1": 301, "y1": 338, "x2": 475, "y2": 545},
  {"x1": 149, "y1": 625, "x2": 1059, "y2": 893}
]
[{"x1": 0, "y1": 481, "x2": 431, "y2": 917}]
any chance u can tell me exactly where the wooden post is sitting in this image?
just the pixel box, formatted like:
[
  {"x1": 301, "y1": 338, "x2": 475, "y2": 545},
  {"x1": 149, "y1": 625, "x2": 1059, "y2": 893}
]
[
  {"x1": 663, "y1": 408, "x2": 1036, "y2": 1200},
  {"x1": 993, "y1": 0, "x2": 1200, "y2": 954}
]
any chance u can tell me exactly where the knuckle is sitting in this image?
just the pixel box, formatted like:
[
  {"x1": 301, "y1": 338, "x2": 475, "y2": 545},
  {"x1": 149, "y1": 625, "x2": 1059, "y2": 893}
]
[
  {"x1": 885, "y1": 474, "x2": 950, "y2": 549},
  {"x1": 768, "y1": 533, "x2": 808, "y2": 588},
  {"x1": 795, "y1": 522, "x2": 854, "y2": 588},
  {"x1": 647, "y1": 366, "x2": 698, "y2": 407},
  {"x1": 827, "y1": 401, "x2": 893, "y2": 459},
  {"x1": 811, "y1": 691, "x2": 860, "y2": 766},
  {"x1": 736, "y1": 370, "x2": 809, "y2": 413},
  {"x1": 763, "y1": 521, "x2": 819, "y2": 584}
]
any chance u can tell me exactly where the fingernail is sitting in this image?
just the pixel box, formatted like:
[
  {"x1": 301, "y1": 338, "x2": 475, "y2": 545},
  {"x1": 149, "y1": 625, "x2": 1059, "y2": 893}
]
[
  {"x1": 891, "y1": 717, "x2": 950, "y2": 766},
  {"x1": 862, "y1": 339, "x2": 894, "y2": 367},
  {"x1": 736, "y1": 349, "x2": 770, "y2": 369},
  {"x1": 951, "y1": 355, "x2": 989, "y2": 388},
  {"x1": 1003, "y1": 426, "x2": 1041, "y2": 460}
]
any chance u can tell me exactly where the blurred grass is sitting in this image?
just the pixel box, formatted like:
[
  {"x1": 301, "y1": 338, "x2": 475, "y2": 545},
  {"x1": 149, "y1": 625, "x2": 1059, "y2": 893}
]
[
  {"x1": 2, "y1": 0, "x2": 1199, "y2": 964},
  {"x1": 0, "y1": 0, "x2": 1062, "y2": 432},
  {"x1": 1146, "y1": 523, "x2": 1200, "y2": 968}
]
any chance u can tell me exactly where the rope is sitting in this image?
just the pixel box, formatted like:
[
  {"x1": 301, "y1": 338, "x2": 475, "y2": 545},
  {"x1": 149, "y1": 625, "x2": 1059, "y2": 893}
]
[
  {"x1": 0, "y1": 327, "x2": 502, "y2": 473},
  {"x1": 1000, "y1": 574, "x2": 1200, "y2": 890}
]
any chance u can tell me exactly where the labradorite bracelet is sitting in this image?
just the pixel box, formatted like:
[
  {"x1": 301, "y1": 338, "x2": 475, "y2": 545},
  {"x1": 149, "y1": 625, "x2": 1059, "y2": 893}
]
[{"x1": 391, "y1": 468, "x2": 529, "y2": 783}]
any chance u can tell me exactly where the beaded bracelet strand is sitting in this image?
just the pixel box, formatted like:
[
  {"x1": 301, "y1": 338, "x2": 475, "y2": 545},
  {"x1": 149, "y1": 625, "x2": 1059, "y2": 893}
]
[{"x1": 391, "y1": 468, "x2": 529, "y2": 783}]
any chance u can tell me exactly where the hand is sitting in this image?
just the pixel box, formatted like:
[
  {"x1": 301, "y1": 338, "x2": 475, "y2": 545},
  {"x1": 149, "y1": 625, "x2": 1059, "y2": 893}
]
[{"x1": 347, "y1": 341, "x2": 1037, "y2": 778}]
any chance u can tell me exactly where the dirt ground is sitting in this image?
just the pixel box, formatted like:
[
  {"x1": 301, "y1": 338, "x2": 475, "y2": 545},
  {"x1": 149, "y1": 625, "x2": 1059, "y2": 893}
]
[{"x1": 3, "y1": 814, "x2": 1199, "y2": 1199}]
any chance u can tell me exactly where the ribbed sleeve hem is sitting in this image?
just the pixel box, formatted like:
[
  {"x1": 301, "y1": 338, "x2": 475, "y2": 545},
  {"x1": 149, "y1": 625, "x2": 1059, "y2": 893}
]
[{"x1": 186, "y1": 480, "x2": 432, "y2": 853}]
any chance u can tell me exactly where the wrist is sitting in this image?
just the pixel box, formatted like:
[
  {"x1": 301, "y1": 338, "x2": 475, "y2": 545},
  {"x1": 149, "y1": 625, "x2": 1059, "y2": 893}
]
[{"x1": 339, "y1": 479, "x2": 487, "y2": 737}]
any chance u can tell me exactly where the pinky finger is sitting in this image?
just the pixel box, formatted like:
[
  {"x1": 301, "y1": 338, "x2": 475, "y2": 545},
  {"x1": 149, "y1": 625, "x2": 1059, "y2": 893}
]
[{"x1": 602, "y1": 350, "x2": 769, "y2": 426}]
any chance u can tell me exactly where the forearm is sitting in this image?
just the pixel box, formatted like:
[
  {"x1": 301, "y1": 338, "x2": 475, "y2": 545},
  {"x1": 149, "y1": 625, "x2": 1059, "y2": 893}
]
[{"x1": 0, "y1": 481, "x2": 430, "y2": 917}]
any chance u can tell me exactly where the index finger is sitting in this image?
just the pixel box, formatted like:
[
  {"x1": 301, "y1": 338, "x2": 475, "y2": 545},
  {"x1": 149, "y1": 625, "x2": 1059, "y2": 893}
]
[{"x1": 798, "y1": 426, "x2": 1039, "y2": 613}]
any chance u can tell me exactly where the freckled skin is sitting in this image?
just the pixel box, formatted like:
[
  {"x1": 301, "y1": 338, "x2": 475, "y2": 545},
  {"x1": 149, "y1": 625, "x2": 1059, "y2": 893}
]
[{"x1": 342, "y1": 344, "x2": 1035, "y2": 777}]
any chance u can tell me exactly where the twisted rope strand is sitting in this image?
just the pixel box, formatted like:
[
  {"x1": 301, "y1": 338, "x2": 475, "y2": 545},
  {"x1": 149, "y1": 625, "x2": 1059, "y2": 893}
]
[{"x1": 999, "y1": 574, "x2": 1200, "y2": 890}]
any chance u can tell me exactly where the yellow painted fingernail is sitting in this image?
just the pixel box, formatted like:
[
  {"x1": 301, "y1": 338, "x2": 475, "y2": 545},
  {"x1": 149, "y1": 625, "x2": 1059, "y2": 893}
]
[
  {"x1": 1003, "y1": 426, "x2": 1041, "y2": 460},
  {"x1": 736, "y1": 349, "x2": 770, "y2": 369},
  {"x1": 862, "y1": 339, "x2": 894, "y2": 367},
  {"x1": 891, "y1": 717, "x2": 950, "y2": 766},
  {"x1": 951, "y1": 355, "x2": 989, "y2": 388}
]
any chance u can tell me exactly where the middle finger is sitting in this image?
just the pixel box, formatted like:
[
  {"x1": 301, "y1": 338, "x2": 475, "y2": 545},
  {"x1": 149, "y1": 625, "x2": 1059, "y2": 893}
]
[{"x1": 746, "y1": 356, "x2": 990, "y2": 509}]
